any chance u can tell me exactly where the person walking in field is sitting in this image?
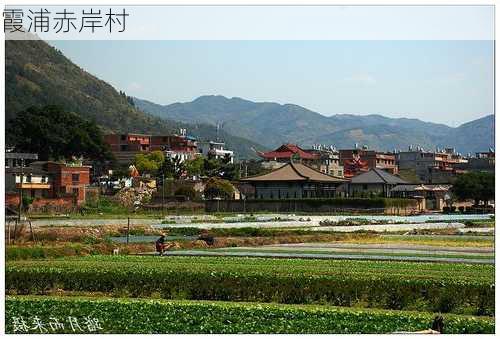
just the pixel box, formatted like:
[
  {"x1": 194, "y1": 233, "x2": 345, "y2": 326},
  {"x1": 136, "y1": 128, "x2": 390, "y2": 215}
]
[{"x1": 155, "y1": 234, "x2": 173, "y2": 256}]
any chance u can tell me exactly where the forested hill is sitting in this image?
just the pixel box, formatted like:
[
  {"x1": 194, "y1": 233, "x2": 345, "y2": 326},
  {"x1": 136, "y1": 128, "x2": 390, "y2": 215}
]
[
  {"x1": 5, "y1": 39, "x2": 265, "y2": 159},
  {"x1": 135, "y1": 95, "x2": 494, "y2": 154}
]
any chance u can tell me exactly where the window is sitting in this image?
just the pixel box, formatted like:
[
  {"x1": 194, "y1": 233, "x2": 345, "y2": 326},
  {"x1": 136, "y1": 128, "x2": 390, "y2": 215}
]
[
  {"x1": 120, "y1": 145, "x2": 129, "y2": 151},
  {"x1": 72, "y1": 188, "x2": 79, "y2": 196},
  {"x1": 362, "y1": 184, "x2": 368, "y2": 190},
  {"x1": 121, "y1": 134, "x2": 126, "y2": 141},
  {"x1": 42, "y1": 176, "x2": 46, "y2": 183},
  {"x1": 26, "y1": 175, "x2": 32, "y2": 183},
  {"x1": 72, "y1": 173, "x2": 80, "y2": 182}
]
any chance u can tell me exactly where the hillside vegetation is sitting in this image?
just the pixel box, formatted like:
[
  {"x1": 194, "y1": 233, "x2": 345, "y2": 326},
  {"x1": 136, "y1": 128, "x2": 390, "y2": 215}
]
[
  {"x1": 5, "y1": 40, "x2": 264, "y2": 159},
  {"x1": 136, "y1": 95, "x2": 494, "y2": 153}
]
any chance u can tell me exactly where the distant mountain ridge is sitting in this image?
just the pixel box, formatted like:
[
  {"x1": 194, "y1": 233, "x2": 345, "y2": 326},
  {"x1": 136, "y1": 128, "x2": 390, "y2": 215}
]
[
  {"x1": 5, "y1": 40, "x2": 265, "y2": 159},
  {"x1": 135, "y1": 95, "x2": 494, "y2": 154}
]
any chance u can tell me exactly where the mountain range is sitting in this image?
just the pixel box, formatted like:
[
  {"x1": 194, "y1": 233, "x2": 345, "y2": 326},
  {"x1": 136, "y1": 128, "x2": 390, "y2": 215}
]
[
  {"x1": 134, "y1": 95, "x2": 494, "y2": 154},
  {"x1": 5, "y1": 38, "x2": 494, "y2": 159},
  {"x1": 135, "y1": 96, "x2": 494, "y2": 155}
]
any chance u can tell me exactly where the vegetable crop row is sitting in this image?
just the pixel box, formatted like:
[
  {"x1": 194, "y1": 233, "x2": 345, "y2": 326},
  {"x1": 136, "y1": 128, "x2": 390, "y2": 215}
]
[
  {"x1": 6, "y1": 257, "x2": 494, "y2": 315},
  {"x1": 5, "y1": 296, "x2": 495, "y2": 334}
]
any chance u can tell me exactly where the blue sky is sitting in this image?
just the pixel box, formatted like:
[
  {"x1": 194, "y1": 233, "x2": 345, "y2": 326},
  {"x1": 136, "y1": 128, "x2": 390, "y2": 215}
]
[{"x1": 50, "y1": 40, "x2": 493, "y2": 127}]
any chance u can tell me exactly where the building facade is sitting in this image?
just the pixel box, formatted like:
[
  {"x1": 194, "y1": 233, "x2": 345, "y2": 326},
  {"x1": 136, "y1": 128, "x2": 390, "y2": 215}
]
[
  {"x1": 198, "y1": 141, "x2": 234, "y2": 163},
  {"x1": 455, "y1": 150, "x2": 495, "y2": 173},
  {"x1": 257, "y1": 144, "x2": 344, "y2": 177},
  {"x1": 339, "y1": 147, "x2": 398, "y2": 177},
  {"x1": 104, "y1": 132, "x2": 199, "y2": 165},
  {"x1": 397, "y1": 147, "x2": 468, "y2": 183},
  {"x1": 346, "y1": 168, "x2": 408, "y2": 198},
  {"x1": 242, "y1": 162, "x2": 346, "y2": 199},
  {"x1": 5, "y1": 160, "x2": 91, "y2": 206},
  {"x1": 390, "y1": 184, "x2": 451, "y2": 211}
]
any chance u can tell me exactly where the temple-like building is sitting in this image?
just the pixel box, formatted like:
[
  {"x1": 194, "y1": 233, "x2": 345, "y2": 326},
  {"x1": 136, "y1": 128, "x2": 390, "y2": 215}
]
[{"x1": 242, "y1": 162, "x2": 347, "y2": 199}]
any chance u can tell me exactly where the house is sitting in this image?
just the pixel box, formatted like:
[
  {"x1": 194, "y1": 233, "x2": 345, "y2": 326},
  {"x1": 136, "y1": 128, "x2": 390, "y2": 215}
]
[
  {"x1": 342, "y1": 153, "x2": 369, "y2": 178},
  {"x1": 455, "y1": 150, "x2": 495, "y2": 173},
  {"x1": 104, "y1": 132, "x2": 199, "y2": 165},
  {"x1": 5, "y1": 152, "x2": 38, "y2": 168},
  {"x1": 347, "y1": 168, "x2": 408, "y2": 198},
  {"x1": 257, "y1": 144, "x2": 319, "y2": 169},
  {"x1": 390, "y1": 184, "x2": 452, "y2": 211},
  {"x1": 198, "y1": 141, "x2": 234, "y2": 163},
  {"x1": 306, "y1": 145, "x2": 344, "y2": 177},
  {"x1": 5, "y1": 160, "x2": 91, "y2": 210},
  {"x1": 151, "y1": 134, "x2": 199, "y2": 163},
  {"x1": 5, "y1": 166, "x2": 51, "y2": 199},
  {"x1": 31, "y1": 161, "x2": 91, "y2": 205},
  {"x1": 397, "y1": 146, "x2": 468, "y2": 183},
  {"x1": 339, "y1": 146, "x2": 398, "y2": 177},
  {"x1": 257, "y1": 143, "x2": 344, "y2": 177},
  {"x1": 241, "y1": 162, "x2": 347, "y2": 199}
]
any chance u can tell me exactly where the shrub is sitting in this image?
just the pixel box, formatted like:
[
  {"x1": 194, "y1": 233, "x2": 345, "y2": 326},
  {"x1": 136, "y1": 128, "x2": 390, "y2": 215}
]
[
  {"x1": 204, "y1": 178, "x2": 234, "y2": 199},
  {"x1": 174, "y1": 185, "x2": 197, "y2": 200}
]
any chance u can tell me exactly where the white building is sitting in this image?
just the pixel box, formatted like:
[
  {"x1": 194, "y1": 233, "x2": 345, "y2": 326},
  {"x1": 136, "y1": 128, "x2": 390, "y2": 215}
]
[{"x1": 198, "y1": 141, "x2": 234, "y2": 163}]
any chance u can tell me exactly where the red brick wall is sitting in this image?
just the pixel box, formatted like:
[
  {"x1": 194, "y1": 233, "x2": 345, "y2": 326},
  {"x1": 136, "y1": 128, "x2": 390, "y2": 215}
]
[
  {"x1": 46, "y1": 163, "x2": 90, "y2": 204},
  {"x1": 5, "y1": 193, "x2": 74, "y2": 212},
  {"x1": 30, "y1": 196, "x2": 74, "y2": 210}
]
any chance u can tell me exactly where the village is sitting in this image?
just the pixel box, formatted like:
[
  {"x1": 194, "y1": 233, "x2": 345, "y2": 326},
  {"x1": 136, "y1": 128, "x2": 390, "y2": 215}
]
[
  {"x1": 5, "y1": 129, "x2": 495, "y2": 217},
  {"x1": 3, "y1": 9, "x2": 496, "y2": 333}
]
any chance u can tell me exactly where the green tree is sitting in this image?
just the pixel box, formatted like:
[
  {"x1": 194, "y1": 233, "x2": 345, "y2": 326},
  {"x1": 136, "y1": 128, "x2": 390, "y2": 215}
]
[
  {"x1": 204, "y1": 177, "x2": 235, "y2": 199},
  {"x1": 184, "y1": 157, "x2": 204, "y2": 177},
  {"x1": 452, "y1": 172, "x2": 494, "y2": 206},
  {"x1": 134, "y1": 151, "x2": 165, "y2": 175},
  {"x1": 159, "y1": 156, "x2": 185, "y2": 180},
  {"x1": 8, "y1": 105, "x2": 114, "y2": 162},
  {"x1": 218, "y1": 162, "x2": 241, "y2": 181}
]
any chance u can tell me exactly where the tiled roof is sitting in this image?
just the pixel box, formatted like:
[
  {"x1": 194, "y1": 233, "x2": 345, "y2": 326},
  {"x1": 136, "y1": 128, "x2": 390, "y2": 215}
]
[
  {"x1": 258, "y1": 144, "x2": 319, "y2": 160},
  {"x1": 243, "y1": 162, "x2": 346, "y2": 183},
  {"x1": 350, "y1": 168, "x2": 408, "y2": 185}
]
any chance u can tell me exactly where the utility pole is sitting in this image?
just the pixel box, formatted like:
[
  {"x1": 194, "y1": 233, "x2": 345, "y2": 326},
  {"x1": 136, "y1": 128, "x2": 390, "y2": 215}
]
[
  {"x1": 162, "y1": 173, "x2": 165, "y2": 219},
  {"x1": 126, "y1": 217, "x2": 130, "y2": 245},
  {"x1": 18, "y1": 158, "x2": 24, "y2": 222}
]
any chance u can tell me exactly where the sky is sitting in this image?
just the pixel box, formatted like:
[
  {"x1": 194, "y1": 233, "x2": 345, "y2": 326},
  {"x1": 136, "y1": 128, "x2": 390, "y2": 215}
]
[{"x1": 50, "y1": 39, "x2": 494, "y2": 127}]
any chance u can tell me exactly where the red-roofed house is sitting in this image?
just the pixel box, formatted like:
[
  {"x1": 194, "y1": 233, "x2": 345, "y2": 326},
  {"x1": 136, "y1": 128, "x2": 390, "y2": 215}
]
[
  {"x1": 258, "y1": 144, "x2": 318, "y2": 161},
  {"x1": 257, "y1": 143, "x2": 321, "y2": 170}
]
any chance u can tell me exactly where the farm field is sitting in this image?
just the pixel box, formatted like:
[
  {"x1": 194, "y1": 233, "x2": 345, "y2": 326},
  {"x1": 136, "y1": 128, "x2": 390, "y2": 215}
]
[
  {"x1": 170, "y1": 243, "x2": 494, "y2": 264},
  {"x1": 5, "y1": 217, "x2": 495, "y2": 334},
  {"x1": 6, "y1": 256, "x2": 494, "y2": 316},
  {"x1": 5, "y1": 296, "x2": 494, "y2": 334}
]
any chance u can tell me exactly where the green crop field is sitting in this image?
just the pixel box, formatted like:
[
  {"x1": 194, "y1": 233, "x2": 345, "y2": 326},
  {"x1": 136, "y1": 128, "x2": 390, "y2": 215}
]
[
  {"x1": 6, "y1": 256, "x2": 494, "y2": 315},
  {"x1": 5, "y1": 296, "x2": 494, "y2": 334}
]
